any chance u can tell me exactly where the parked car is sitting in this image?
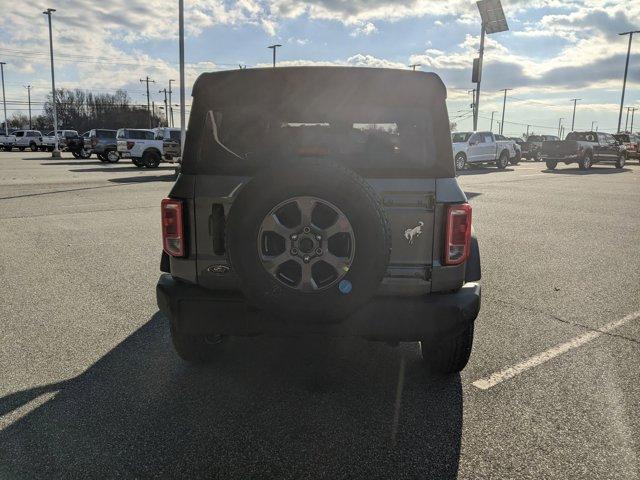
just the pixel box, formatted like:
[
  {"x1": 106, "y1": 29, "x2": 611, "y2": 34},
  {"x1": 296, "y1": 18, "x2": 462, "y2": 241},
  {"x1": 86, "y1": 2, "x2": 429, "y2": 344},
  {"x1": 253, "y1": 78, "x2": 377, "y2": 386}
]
[
  {"x1": 40, "y1": 130, "x2": 79, "y2": 151},
  {"x1": 10, "y1": 130, "x2": 43, "y2": 152},
  {"x1": 116, "y1": 128, "x2": 163, "y2": 168},
  {"x1": 541, "y1": 131, "x2": 627, "y2": 170},
  {"x1": 613, "y1": 133, "x2": 639, "y2": 161},
  {"x1": 452, "y1": 131, "x2": 512, "y2": 170},
  {"x1": 157, "y1": 67, "x2": 481, "y2": 373},
  {"x1": 85, "y1": 129, "x2": 119, "y2": 163},
  {"x1": 507, "y1": 137, "x2": 524, "y2": 162},
  {"x1": 522, "y1": 134, "x2": 559, "y2": 161},
  {"x1": 67, "y1": 131, "x2": 92, "y2": 159},
  {"x1": 152, "y1": 127, "x2": 182, "y2": 162},
  {"x1": 0, "y1": 131, "x2": 16, "y2": 151},
  {"x1": 494, "y1": 134, "x2": 520, "y2": 165}
]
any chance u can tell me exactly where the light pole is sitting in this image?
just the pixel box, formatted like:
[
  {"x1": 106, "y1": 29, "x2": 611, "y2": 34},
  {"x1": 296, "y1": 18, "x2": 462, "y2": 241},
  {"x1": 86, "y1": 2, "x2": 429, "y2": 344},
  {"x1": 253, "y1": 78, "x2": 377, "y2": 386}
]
[
  {"x1": 630, "y1": 107, "x2": 637, "y2": 133},
  {"x1": 0, "y1": 62, "x2": 7, "y2": 136},
  {"x1": 591, "y1": 121, "x2": 597, "y2": 131},
  {"x1": 268, "y1": 44, "x2": 282, "y2": 68},
  {"x1": 558, "y1": 118, "x2": 564, "y2": 137},
  {"x1": 473, "y1": 0, "x2": 509, "y2": 131},
  {"x1": 159, "y1": 88, "x2": 169, "y2": 127},
  {"x1": 625, "y1": 107, "x2": 631, "y2": 131},
  {"x1": 409, "y1": 63, "x2": 421, "y2": 71},
  {"x1": 489, "y1": 111, "x2": 497, "y2": 132},
  {"x1": 179, "y1": 0, "x2": 186, "y2": 154},
  {"x1": 139, "y1": 76, "x2": 155, "y2": 128},
  {"x1": 499, "y1": 88, "x2": 512, "y2": 135},
  {"x1": 24, "y1": 85, "x2": 32, "y2": 129},
  {"x1": 617, "y1": 31, "x2": 640, "y2": 133},
  {"x1": 570, "y1": 98, "x2": 581, "y2": 131},
  {"x1": 43, "y1": 8, "x2": 60, "y2": 158},
  {"x1": 168, "y1": 79, "x2": 175, "y2": 127}
]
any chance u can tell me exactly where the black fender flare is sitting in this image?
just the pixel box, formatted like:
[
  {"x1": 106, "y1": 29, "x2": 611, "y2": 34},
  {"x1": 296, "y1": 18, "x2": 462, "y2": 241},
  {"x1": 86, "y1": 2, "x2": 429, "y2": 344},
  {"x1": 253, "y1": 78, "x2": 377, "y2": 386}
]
[{"x1": 465, "y1": 229, "x2": 481, "y2": 282}]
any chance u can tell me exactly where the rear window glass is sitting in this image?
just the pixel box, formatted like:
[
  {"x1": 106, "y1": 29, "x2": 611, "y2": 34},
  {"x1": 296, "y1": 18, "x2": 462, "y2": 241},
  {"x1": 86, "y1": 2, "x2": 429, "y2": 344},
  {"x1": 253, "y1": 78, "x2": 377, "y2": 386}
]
[
  {"x1": 96, "y1": 130, "x2": 116, "y2": 139},
  {"x1": 199, "y1": 106, "x2": 433, "y2": 171},
  {"x1": 527, "y1": 136, "x2": 543, "y2": 142},
  {"x1": 169, "y1": 130, "x2": 181, "y2": 141},
  {"x1": 614, "y1": 134, "x2": 629, "y2": 142},
  {"x1": 566, "y1": 132, "x2": 597, "y2": 142},
  {"x1": 452, "y1": 132, "x2": 471, "y2": 143},
  {"x1": 123, "y1": 130, "x2": 154, "y2": 140}
]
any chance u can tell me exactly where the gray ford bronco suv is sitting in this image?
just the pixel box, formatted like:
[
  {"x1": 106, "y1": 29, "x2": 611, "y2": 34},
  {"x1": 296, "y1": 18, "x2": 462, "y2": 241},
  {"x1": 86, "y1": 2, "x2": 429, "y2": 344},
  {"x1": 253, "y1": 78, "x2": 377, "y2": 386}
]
[{"x1": 157, "y1": 67, "x2": 481, "y2": 374}]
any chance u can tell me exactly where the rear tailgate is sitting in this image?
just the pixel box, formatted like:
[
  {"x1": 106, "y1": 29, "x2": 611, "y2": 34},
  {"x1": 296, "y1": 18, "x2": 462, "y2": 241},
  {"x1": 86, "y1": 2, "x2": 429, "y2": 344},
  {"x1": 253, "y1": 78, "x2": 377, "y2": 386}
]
[{"x1": 542, "y1": 140, "x2": 578, "y2": 157}]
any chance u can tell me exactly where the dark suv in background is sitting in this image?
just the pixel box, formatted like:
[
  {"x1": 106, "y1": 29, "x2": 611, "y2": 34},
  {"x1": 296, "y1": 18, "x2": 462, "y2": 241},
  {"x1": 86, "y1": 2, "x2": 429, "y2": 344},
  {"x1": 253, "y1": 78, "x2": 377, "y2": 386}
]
[
  {"x1": 541, "y1": 131, "x2": 627, "y2": 170},
  {"x1": 85, "y1": 129, "x2": 119, "y2": 163},
  {"x1": 156, "y1": 67, "x2": 482, "y2": 374}
]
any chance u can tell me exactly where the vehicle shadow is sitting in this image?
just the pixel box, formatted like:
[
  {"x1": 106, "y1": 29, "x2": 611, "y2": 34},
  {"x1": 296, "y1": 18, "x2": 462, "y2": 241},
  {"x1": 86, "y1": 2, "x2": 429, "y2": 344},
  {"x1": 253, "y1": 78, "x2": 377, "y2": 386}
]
[
  {"x1": 544, "y1": 166, "x2": 632, "y2": 175},
  {"x1": 457, "y1": 166, "x2": 515, "y2": 176},
  {"x1": 41, "y1": 161, "x2": 106, "y2": 166},
  {"x1": 109, "y1": 174, "x2": 176, "y2": 183},
  {"x1": 465, "y1": 191, "x2": 482, "y2": 200},
  {"x1": 69, "y1": 166, "x2": 177, "y2": 173},
  {"x1": 0, "y1": 312, "x2": 463, "y2": 479}
]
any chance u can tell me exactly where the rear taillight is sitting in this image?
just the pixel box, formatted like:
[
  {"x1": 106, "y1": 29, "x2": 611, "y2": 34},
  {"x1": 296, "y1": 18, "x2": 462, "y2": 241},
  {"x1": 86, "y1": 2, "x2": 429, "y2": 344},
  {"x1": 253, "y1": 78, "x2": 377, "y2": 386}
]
[
  {"x1": 444, "y1": 203, "x2": 472, "y2": 265},
  {"x1": 126, "y1": 141, "x2": 135, "y2": 150},
  {"x1": 161, "y1": 198, "x2": 185, "y2": 257}
]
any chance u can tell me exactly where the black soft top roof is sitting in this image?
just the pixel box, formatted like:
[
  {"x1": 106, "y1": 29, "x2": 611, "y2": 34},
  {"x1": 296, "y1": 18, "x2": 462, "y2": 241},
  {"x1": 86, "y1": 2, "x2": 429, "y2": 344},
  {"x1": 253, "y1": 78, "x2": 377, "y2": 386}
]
[{"x1": 192, "y1": 67, "x2": 447, "y2": 109}]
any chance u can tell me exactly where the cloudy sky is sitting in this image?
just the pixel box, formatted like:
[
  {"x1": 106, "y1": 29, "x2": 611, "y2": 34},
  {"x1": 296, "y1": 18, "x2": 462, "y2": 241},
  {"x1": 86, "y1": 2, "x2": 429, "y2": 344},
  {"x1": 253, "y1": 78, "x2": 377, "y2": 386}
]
[{"x1": 0, "y1": 0, "x2": 638, "y2": 135}]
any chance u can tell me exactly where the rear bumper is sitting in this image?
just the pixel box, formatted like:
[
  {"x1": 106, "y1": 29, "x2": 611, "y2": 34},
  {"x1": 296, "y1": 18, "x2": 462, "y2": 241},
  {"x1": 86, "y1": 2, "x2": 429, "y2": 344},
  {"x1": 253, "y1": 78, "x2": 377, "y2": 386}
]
[
  {"x1": 156, "y1": 274, "x2": 481, "y2": 342},
  {"x1": 542, "y1": 154, "x2": 580, "y2": 162}
]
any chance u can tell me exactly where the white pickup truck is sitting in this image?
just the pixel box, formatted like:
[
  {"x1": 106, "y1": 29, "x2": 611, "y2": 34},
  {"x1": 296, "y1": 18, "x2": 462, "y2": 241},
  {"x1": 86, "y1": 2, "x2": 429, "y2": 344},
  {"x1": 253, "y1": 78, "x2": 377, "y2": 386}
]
[
  {"x1": 12, "y1": 130, "x2": 44, "y2": 151},
  {"x1": 40, "y1": 130, "x2": 79, "y2": 151},
  {"x1": 116, "y1": 128, "x2": 163, "y2": 168},
  {"x1": 451, "y1": 131, "x2": 516, "y2": 171},
  {"x1": 152, "y1": 127, "x2": 182, "y2": 162},
  {"x1": 1, "y1": 132, "x2": 16, "y2": 151}
]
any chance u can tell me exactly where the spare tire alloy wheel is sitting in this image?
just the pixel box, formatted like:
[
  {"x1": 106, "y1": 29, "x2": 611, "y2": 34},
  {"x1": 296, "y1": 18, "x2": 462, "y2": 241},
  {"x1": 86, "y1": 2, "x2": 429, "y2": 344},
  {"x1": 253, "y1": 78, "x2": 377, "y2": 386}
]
[
  {"x1": 226, "y1": 162, "x2": 391, "y2": 322},
  {"x1": 258, "y1": 197, "x2": 355, "y2": 293}
]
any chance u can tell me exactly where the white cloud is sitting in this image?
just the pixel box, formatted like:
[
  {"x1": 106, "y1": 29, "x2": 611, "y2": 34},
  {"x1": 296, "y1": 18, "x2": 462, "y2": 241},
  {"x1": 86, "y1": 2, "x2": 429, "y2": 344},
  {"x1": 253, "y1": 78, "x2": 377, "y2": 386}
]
[{"x1": 350, "y1": 22, "x2": 378, "y2": 37}]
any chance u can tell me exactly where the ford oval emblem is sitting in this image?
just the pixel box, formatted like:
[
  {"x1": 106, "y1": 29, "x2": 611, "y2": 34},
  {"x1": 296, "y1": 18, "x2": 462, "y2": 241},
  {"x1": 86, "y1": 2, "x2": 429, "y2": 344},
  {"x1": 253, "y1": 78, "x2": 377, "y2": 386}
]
[{"x1": 208, "y1": 264, "x2": 230, "y2": 275}]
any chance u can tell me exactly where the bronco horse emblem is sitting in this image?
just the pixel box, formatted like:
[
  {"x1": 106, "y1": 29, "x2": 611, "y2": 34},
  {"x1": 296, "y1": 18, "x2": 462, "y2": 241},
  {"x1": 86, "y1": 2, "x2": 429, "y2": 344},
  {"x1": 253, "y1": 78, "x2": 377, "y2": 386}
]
[{"x1": 404, "y1": 221, "x2": 424, "y2": 245}]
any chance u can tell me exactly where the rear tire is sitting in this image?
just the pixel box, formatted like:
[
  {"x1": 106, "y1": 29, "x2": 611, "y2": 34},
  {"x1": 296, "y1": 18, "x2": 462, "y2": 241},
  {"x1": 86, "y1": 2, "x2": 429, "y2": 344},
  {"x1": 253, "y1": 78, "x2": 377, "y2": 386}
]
[
  {"x1": 29, "y1": 142, "x2": 38, "y2": 152},
  {"x1": 455, "y1": 153, "x2": 467, "y2": 172},
  {"x1": 615, "y1": 153, "x2": 626, "y2": 169},
  {"x1": 105, "y1": 150, "x2": 120, "y2": 163},
  {"x1": 142, "y1": 150, "x2": 161, "y2": 168},
  {"x1": 578, "y1": 154, "x2": 592, "y2": 170},
  {"x1": 170, "y1": 323, "x2": 223, "y2": 363},
  {"x1": 533, "y1": 150, "x2": 541, "y2": 162},
  {"x1": 132, "y1": 158, "x2": 144, "y2": 168},
  {"x1": 545, "y1": 160, "x2": 557, "y2": 170},
  {"x1": 421, "y1": 324, "x2": 474, "y2": 374},
  {"x1": 71, "y1": 151, "x2": 80, "y2": 159},
  {"x1": 496, "y1": 151, "x2": 509, "y2": 169}
]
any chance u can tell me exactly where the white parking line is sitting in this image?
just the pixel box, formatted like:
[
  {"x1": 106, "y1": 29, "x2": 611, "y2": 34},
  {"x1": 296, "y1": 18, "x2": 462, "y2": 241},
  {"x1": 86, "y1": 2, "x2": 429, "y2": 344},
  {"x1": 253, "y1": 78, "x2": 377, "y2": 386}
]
[{"x1": 472, "y1": 310, "x2": 640, "y2": 390}]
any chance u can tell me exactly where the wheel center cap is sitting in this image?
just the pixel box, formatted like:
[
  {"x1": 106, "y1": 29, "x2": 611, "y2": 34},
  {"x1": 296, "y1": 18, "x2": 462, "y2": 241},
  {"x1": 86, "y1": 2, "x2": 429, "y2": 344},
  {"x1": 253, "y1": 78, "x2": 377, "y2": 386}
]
[{"x1": 299, "y1": 237, "x2": 314, "y2": 253}]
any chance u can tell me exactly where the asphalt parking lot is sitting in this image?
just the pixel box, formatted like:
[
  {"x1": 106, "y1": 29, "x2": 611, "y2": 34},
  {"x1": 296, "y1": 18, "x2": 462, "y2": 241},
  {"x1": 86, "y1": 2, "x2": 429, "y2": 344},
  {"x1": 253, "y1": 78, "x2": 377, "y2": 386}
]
[{"x1": 0, "y1": 151, "x2": 638, "y2": 479}]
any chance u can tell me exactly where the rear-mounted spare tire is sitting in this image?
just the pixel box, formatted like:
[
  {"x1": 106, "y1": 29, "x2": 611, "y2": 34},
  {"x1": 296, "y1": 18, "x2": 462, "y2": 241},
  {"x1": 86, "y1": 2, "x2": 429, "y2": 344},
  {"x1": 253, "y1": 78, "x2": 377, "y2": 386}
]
[{"x1": 225, "y1": 160, "x2": 391, "y2": 322}]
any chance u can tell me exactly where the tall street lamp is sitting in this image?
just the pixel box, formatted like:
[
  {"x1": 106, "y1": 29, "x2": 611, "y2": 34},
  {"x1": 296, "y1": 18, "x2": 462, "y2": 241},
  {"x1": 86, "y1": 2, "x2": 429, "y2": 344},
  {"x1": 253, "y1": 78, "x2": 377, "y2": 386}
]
[
  {"x1": 473, "y1": 0, "x2": 509, "y2": 131},
  {"x1": 617, "y1": 30, "x2": 640, "y2": 133},
  {"x1": 268, "y1": 44, "x2": 282, "y2": 68},
  {"x1": 43, "y1": 8, "x2": 60, "y2": 158},
  {"x1": 570, "y1": 98, "x2": 581, "y2": 131},
  {"x1": 0, "y1": 62, "x2": 7, "y2": 135},
  {"x1": 168, "y1": 79, "x2": 175, "y2": 128}
]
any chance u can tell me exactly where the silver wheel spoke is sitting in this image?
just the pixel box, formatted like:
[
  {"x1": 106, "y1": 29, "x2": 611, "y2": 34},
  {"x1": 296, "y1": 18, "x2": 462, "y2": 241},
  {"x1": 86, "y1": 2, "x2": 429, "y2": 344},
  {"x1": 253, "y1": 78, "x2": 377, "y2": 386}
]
[
  {"x1": 299, "y1": 261, "x2": 318, "y2": 292},
  {"x1": 321, "y1": 253, "x2": 351, "y2": 274},
  {"x1": 262, "y1": 252, "x2": 291, "y2": 275},
  {"x1": 261, "y1": 213, "x2": 292, "y2": 239},
  {"x1": 295, "y1": 197, "x2": 316, "y2": 227},
  {"x1": 323, "y1": 216, "x2": 351, "y2": 238}
]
